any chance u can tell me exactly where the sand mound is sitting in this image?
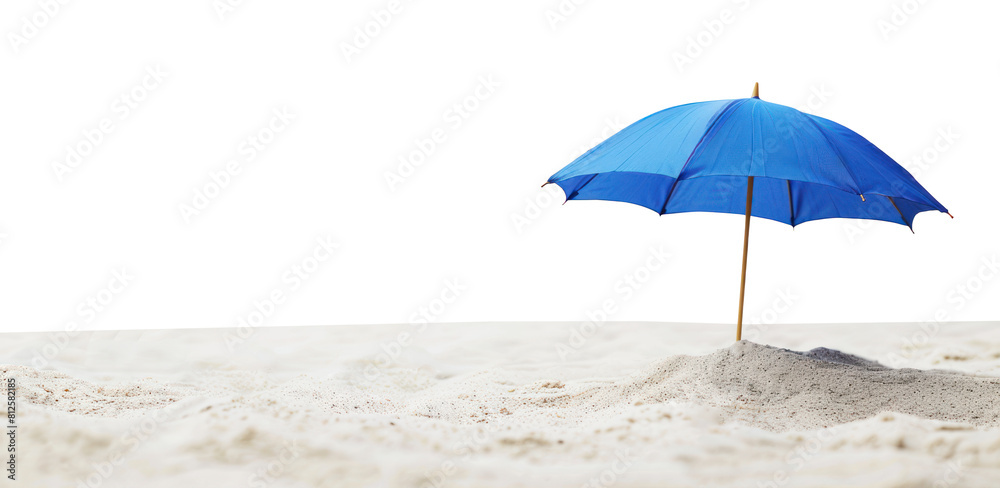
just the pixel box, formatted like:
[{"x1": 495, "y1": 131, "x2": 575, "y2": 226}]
[{"x1": 620, "y1": 341, "x2": 1000, "y2": 431}]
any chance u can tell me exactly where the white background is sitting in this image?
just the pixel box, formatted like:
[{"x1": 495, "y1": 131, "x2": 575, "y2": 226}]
[{"x1": 2, "y1": 0, "x2": 998, "y2": 333}]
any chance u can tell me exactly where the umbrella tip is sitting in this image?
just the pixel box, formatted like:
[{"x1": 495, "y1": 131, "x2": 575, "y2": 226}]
[
  {"x1": 751, "y1": 82, "x2": 759, "y2": 99},
  {"x1": 948, "y1": 212, "x2": 954, "y2": 219}
]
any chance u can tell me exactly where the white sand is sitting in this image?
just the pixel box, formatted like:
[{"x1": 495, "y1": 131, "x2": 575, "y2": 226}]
[{"x1": 4, "y1": 322, "x2": 1000, "y2": 487}]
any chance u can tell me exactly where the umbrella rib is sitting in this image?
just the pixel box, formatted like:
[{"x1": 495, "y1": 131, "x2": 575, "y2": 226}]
[
  {"x1": 659, "y1": 99, "x2": 745, "y2": 214},
  {"x1": 887, "y1": 196, "x2": 915, "y2": 233},
  {"x1": 803, "y1": 116, "x2": 864, "y2": 195},
  {"x1": 786, "y1": 180, "x2": 795, "y2": 227}
]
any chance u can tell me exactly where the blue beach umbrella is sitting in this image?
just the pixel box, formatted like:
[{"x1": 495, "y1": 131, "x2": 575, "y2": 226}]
[{"x1": 545, "y1": 84, "x2": 951, "y2": 340}]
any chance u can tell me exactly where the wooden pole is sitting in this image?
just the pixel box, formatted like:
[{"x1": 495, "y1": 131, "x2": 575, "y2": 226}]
[{"x1": 736, "y1": 176, "x2": 754, "y2": 341}]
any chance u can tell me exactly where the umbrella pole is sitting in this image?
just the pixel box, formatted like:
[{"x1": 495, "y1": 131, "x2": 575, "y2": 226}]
[{"x1": 736, "y1": 176, "x2": 754, "y2": 341}]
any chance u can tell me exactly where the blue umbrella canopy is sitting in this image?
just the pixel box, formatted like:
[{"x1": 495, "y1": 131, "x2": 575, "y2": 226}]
[
  {"x1": 546, "y1": 85, "x2": 949, "y2": 229},
  {"x1": 545, "y1": 84, "x2": 950, "y2": 340}
]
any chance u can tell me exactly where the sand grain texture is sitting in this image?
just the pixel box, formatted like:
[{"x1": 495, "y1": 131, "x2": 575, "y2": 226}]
[{"x1": 3, "y1": 322, "x2": 1000, "y2": 487}]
